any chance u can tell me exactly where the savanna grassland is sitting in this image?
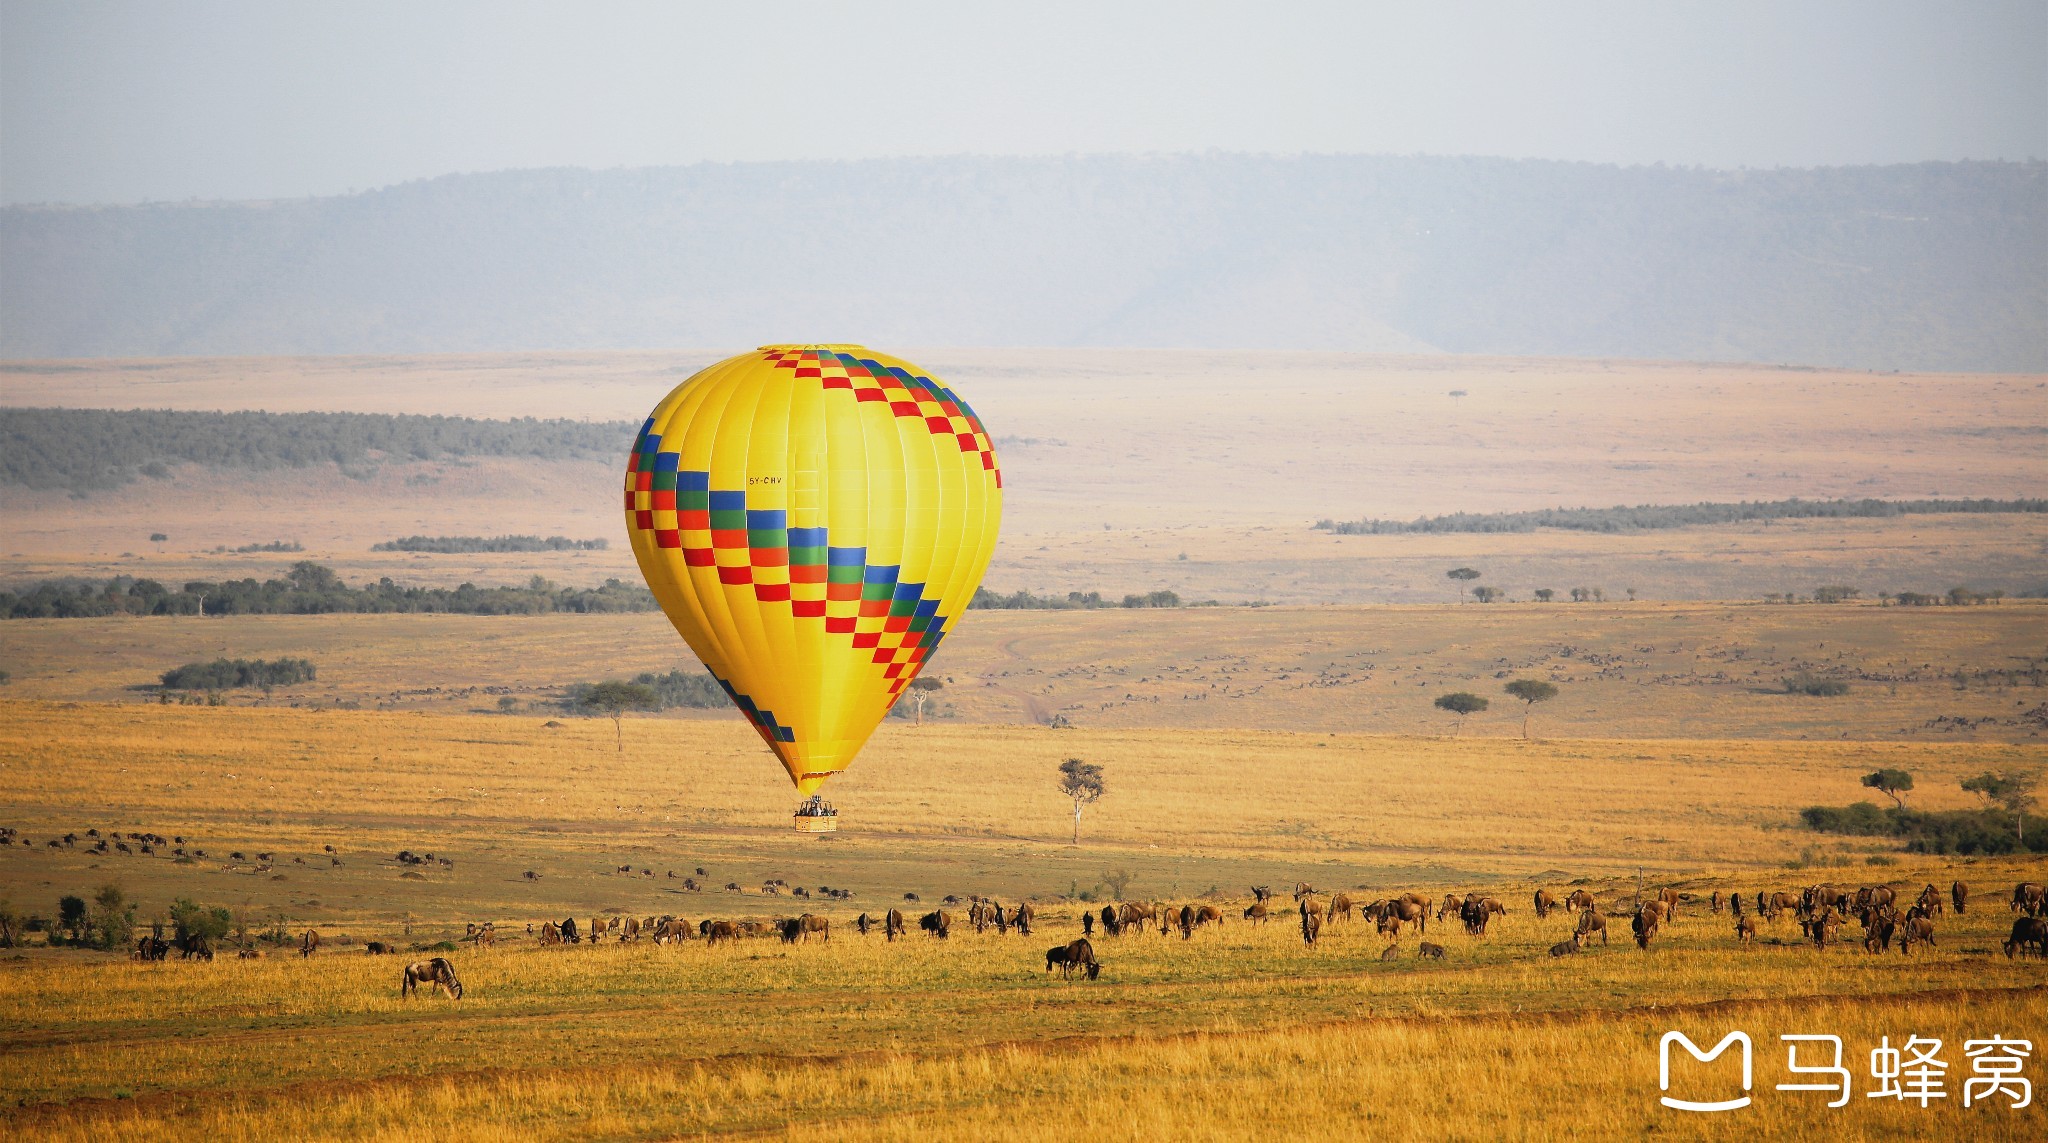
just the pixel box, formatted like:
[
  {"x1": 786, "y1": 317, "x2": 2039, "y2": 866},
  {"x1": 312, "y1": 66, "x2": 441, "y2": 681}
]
[
  {"x1": 1, "y1": 600, "x2": 2042, "y2": 740},
  {"x1": 1, "y1": 694, "x2": 2045, "y2": 1139},
  {"x1": 2, "y1": 348, "x2": 2044, "y2": 1138},
  {"x1": 4, "y1": 350, "x2": 2043, "y2": 605}
]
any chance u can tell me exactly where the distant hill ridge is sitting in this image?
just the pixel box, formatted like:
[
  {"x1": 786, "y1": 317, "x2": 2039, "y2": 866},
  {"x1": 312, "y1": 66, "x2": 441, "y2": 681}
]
[{"x1": 3, "y1": 154, "x2": 2042, "y2": 370}]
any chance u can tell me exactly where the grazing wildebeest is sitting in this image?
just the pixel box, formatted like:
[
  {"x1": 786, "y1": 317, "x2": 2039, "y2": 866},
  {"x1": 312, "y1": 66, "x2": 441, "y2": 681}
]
[
  {"x1": 1118, "y1": 902, "x2": 1157, "y2": 932},
  {"x1": 1656, "y1": 888, "x2": 1681, "y2": 918},
  {"x1": 1951, "y1": 880, "x2": 1968, "y2": 915},
  {"x1": 364, "y1": 941, "x2": 394, "y2": 955},
  {"x1": 401, "y1": 957, "x2": 463, "y2": 999},
  {"x1": 885, "y1": 908, "x2": 906, "y2": 941},
  {"x1": 1326, "y1": 893, "x2": 1356, "y2": 924},
  {"x1": 618, "y1": 917, "x2": 641, "y2": 942},
  {"x1": 1736, "y1": 916, "x2": 1759, "y2": 945},
  {"x1": 1632, "y1": 907, "x2": 1659, "y2": 951},
  {"x1": 1099, "y1": 906, "x2": 1122, "y2": 936},
  {"x1": 1251, "y1": 885, "x2": 1272, "y2": 903},
  {"x1": 856, "y1": 913, "x2": 874, "y2": 936},
  {"x1": 1417, "y1": 941, "x2": 1446, "y2": 959},
  {"x1": 1436, "y1": 893, "x2": 1462, "y2": 923},
  {"x1": 2012, "y1": 883, "x2": 2045, "y2": 916},
  {"x1": 1897, "y1": 915, "x2": 1936, "y2": 955},
  {"x1": 1533, "y1": 889, "x2": 1557, "y2": 920},
  {"x1": 1176, "y1": 905, "x2": 1196, "y2": 939},
  {"x1": 1763, "y1": 891, "x2": 1799, "y2": 919},
  {"x1": 919, "y1": 910, "x2": 951, "y2": 939},
  {"x1": 560, "y1": 917, "x2": 580, "y2": 944},
  {"x1": 134, "y1": 935, "x2": 170, "y2": 961},
  {"x1": 1564, "y1": 889, "x2": 1596, "y2": 913},
  {"x1": 1806, "y1": 911, "x2": 1842, "y2": 950},
  {"x1": 1192, "y1": 905, "x2": 1221, "y2": 931},
  {"x1": 801, "y1": 914, "x2": 829, "y2": 942},
  {"x1": 1299, "y1": 900, "x2": 1321, "y2": 947},
  {"x1": 539, "y1": 921, "x2": 562, "y2": 945},
  {"x1": 1243, "y1": 901, "x2": 1269, "y2": 925},
  {"x1": 1914, "y1": 884, "x2": 1944, "y2": 918},
  {"x1": 2003, "y1": 917, "x2": 2048, "y2": 959},
  {"x1": 1730, "y1": 892, "x2": 1746, "y2": 919},
  {"x1": 1860, "y1": 910, "x2": 1895, "y2": 954},
  {"x1": 652, "y1": 919, "x2": 691, "y2": 944},
  {"x1": 903, "y1": 892, "x2": 920, "y2": 903},
  {"x1": 1045, "y1": 938, "x2": 1099, "y2": 979},
  {"x1": 299, "y1": 930, "x2": 320, "y2": 958},
  {"x1": 1575, "y1": 910, "x2": 1608, "y2": 946},
  {"x1": 1548, "y1": 936, "x2": 1581, "y2": 957},
  {"x1": 704, "y1": 920, "x2": 738, "y2": 945}
]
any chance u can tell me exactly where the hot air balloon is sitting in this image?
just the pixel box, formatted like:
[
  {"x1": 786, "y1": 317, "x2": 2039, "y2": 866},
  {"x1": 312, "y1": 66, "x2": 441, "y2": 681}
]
[{"x1": 624, "y1": 345, "x2": 1002, "y2": 831}]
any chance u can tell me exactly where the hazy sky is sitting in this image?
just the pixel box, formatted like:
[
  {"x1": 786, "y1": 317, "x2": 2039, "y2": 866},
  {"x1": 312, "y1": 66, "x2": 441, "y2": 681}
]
[{"x1": 3, "y1": 1, "x2": 2043, "y2": 205}]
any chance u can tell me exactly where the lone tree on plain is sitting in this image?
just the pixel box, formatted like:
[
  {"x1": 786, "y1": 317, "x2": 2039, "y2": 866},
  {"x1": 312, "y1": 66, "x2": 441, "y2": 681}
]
[
  {"x1": 1503, "y1": 679, "x2": 1558, "y2": 739},
  {"x1": 1860, "y1": 769, "x2": 1915, "y2": 809},
  {"x1": 1961, "y1": 769, "x2": 2041, "y2": 846},
  {"x1": 1446, "y1": 567, "x2": 1480, "y2": 603},
  {"x1": 579, "y1": 680, "x2": 658, "y2": 752},
  {"x1": 1434, "y1": 692, "x2": 1489, "y2": 736},
  {"x1": 1059, "y1": 757, "x2": 1106, "y2": 846},
  {"x1": 907, "y1": 676, "x2": 944, "y2": 725}
]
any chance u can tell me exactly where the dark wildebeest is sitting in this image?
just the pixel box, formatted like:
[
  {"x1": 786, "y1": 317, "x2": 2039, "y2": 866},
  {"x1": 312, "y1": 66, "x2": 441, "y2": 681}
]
[
  {"x1": 2003, "y1": 917, "x2": 2048, "y2": 959},
  {"x1": 401, "y1": 957, "x2": 463, "y2": 999},
  {"x1": 1730, "y1": 892, "x2": 1746, "y2": 919},
  {"x1": 134, "y1": 935, "x2": 170, "y2": 961},
  {"x1": 1082, "y1": 912, "x2": 1094, "y2": 937},
  {"x1": 364, "y1": 941, "x2": 394, "y2": 955},
  {"x1": 1251, "y1": 885, "x2": 1273, "y2": 903},
  {"x1": 1299, "y1": 900, "x2": 1322, "y2": 948},
  {"x1": 2011, "y1": 883, "x2": 2045, "y2": 917},
  {"x1": 1417, "y1": 941, "x2": 1446, "y2": 959},
  {"x1": 1564, "y1": 889, "x2": 1597, "y2": 913},
  {"x1": 299, "y1": 930, "x2": 320, "y2": 958},
  {"x1": 1045, "y1": 938, "x2": 1099, "y2": 979},
  {"x1": 856, "y1": 913, "x2": 874, "y2": 936},
  {"x1": 1575, "y1": 910, "x2": 1608, "y2": 946},
  {"x1": 919, "y1": 910, "x2": 952, "y2": 939},
  {"x1": 1176, "y1": 905, "x2": 1196, "y2": 939},
  {"x1": 560, "y1": 917, "x2": 581, "y2": 944},
  {"x1": 1806, "y1": 910, "x2": 1842, "y2": 950},
  {"x1": 1100, "y1": 906, "x2": 1122, "y2": 936},
  {"x1": 1533, "y1": 889, "x2": 1557, "y2": 920},
  {"x1": 1951, "y1": 880, "x2": 1968, "y2": 915},
  {"x1": 1860, "y1": 910, "x2": 1895, "y2": 955},
  {"x1": 179, "y1": 935, "x2": 213, "y2": 961},
  {"x1": 1632, "y1": 906, "x2": 1660, "y2": 950},
  {"x1": 1736, "y1": 916, "x2": 1759, "y2": 945},
  {"x1": 1897, "y1": 915, "x2": 1936, "y2": 955},
  {"x1": 704, "y1": 920, "x2": 738, "y2": 945},
  {"x1": 778, "y1": 917, "x2": 805, "y2": 944},
  {"x1": 1243, "y1": 901, "x2": 1269, "y2": 925},
  {"x1": 885, "y1": 908, "x2": 906, "y2": 941},
  {"x1": 1012, "y1": 903, "x2": 1035, "y2": 935},
  {"x1": 1381, "y1": 897, "x2": 1427, "y2": 936},
  {"x1": 1548, "y1": 936, "x2": 1581, "y2": 957}
]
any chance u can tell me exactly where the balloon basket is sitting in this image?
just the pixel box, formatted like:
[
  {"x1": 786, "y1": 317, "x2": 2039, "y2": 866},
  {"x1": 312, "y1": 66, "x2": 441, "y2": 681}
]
[{"x1": 793, "y1": 796, "x2": 838, "y2": 834}]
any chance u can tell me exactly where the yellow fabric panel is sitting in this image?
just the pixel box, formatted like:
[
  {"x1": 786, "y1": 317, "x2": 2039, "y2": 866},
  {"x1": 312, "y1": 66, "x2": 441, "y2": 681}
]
[{"x1": 624, "y1": 345, "x2": 1002, "y2": 797}]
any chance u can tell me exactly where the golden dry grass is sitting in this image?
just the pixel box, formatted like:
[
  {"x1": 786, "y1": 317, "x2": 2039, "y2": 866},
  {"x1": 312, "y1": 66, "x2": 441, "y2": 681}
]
[{"x1": 4, "y1": 693, "x2": 2046, "y2": 1138}]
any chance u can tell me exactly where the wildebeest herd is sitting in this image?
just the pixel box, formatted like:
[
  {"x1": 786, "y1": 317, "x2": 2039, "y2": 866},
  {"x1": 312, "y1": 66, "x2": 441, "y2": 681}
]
[{"x1": 91, "y1": 860, "x2": 2048, "y2": 1003}]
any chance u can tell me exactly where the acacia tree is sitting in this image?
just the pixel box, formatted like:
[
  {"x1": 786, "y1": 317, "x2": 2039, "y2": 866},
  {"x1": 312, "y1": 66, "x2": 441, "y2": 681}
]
[
  {"x1": 1446, "y1": 567, "x2": 1481, "y2": 603},
  {"x1": 1059, "y1": 757, "x2": 1106, "y2": 846},
  {"x1": 1962, "y1": 770, "x2": 2041, "y2": 845},
  {"x1": 578, "y1": 680, "x2": 658, "y2": 752},
  {"x1": 907, "y1": 676, "x2": 944, "y2": 725},
  {"x1": 1860, "y1": 769, "x2": 1915, "y2": 809},
  {"x1": 1503, "y1": 679, "x2": 1559, "y2": 739},
  {"x1": 1433, "y1": 692, "x2": 1489, "y2": 737}
]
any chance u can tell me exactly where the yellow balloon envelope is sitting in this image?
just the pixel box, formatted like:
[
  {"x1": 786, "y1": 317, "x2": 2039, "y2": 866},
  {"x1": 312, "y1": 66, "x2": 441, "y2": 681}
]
[{"x1": 625, "y1": 345, "x2": 1002, "y2": 798}]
